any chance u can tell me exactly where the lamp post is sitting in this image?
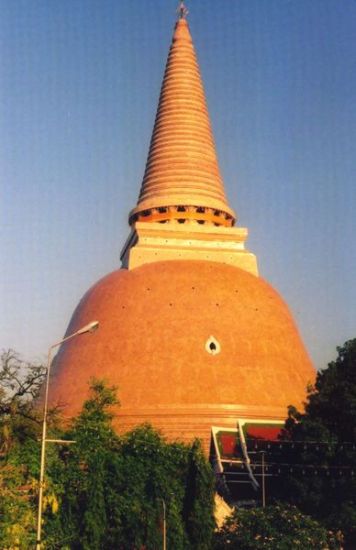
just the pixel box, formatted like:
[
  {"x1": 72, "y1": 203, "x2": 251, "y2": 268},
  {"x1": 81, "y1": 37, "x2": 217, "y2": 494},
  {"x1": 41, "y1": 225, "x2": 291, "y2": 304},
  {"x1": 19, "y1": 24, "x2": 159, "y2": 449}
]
[
  {"x1": 260, "y1": 451, "x2": 266, "y2": 508},
  {"x1": 158, "y1": 498, "x2": 167, "y2": 550},
  {"x1": 35, "y1": 320, "x2": 99, "y2": 550}
]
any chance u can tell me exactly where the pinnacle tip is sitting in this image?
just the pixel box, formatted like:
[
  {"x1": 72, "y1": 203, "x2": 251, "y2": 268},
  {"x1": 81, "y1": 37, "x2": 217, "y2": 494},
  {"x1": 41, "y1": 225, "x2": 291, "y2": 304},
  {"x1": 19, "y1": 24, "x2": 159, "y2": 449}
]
[{"x1": 176, "y1": 1, "x2": 189, "y2": 20}]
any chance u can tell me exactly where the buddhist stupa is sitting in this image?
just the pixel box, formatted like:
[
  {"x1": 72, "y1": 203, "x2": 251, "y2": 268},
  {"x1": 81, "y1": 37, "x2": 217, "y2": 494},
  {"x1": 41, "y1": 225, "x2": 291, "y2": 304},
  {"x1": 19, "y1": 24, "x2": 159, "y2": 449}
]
[{"x1": 50, "y1": 5, "x2": 315, "y2": 451}]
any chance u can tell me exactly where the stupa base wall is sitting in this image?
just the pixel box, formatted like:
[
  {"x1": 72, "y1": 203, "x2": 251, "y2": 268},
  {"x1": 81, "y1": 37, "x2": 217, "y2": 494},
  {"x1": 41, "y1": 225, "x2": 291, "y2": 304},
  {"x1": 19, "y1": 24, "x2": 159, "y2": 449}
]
[{"x1": 114, "y1": 404, "x2": 287, "y2": 454}]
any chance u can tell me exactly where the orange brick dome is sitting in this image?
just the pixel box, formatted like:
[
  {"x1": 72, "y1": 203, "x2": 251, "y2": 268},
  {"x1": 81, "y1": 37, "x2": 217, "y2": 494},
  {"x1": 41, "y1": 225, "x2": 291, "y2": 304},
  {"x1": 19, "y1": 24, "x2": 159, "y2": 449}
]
[{"x1": 50, "y1": 261, "x2": 315, "y2": 445}]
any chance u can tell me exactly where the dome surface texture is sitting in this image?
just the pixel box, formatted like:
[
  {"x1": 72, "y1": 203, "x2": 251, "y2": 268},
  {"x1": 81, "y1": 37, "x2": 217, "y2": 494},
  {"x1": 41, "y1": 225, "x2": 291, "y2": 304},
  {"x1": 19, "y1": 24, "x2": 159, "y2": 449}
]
[{"x1": 51, "y1": 260, "x2": 314, "y2": 446}]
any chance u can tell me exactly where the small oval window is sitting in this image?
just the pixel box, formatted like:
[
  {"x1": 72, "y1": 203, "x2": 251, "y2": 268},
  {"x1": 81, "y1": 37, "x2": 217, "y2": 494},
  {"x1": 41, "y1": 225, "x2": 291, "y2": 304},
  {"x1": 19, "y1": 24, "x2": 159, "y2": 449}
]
[{"x1": 205, "y1": 336, "x2": 221, "y2": 355}]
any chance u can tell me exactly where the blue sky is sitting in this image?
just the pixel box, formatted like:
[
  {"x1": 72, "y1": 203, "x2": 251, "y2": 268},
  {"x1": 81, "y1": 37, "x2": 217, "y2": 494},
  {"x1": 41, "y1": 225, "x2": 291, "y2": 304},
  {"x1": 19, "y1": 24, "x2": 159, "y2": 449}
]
[{"x1": 1, "y1": 0, "x2": 356, "y2": 370}]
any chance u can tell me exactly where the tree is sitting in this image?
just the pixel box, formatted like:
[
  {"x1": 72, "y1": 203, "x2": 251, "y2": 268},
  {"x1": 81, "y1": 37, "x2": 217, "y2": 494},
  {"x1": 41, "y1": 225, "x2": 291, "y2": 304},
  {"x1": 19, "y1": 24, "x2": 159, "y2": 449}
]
[
  {"x1": 0, "y1": 350, "x2": 47, "y2": 548},
  {"x1": 0, "y1": 459, "x2": 37, "y2": 549},
  {"x1": 279, "y1": 339, "x2": 356, "y2": 546},
  {"x1": 0, "y1": 350, "x2": 45, "y2": 411},
  {"x1": 47, "y1": 379, "x2": 216, "y2": 549},
  {"x1": 51, "y1": 378, "x2": 119, "y2": 550},
  {"x1": 1, "y1": 357, "x2": 216, "y2": 550},
  {"x1": 0, "y1": 349, "x2": 46, "y2": 453},
  {"x1": 183, "y1": 439, "x2": 215, "y2": 549},
  {"x1": 213, "y1": 504, "x2": 343, "y2": 549}
]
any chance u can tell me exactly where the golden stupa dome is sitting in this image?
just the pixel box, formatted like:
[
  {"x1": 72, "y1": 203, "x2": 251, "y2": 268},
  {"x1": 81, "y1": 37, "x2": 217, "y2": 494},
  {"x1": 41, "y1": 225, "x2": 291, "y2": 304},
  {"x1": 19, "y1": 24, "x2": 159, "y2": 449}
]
[
  {"x1": 51, "y1": 261, "x2": 314, "y2": 447},
  {"x1": 49, "y1": 9, "x2": 315, "y2": 450}
]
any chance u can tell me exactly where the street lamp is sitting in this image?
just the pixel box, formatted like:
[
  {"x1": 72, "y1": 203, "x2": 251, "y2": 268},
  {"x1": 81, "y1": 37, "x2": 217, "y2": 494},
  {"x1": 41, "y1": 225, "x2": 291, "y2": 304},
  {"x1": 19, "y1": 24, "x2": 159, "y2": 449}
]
[
  {"x1": 157, "y1": 498, "x2": 167, "y2": 550},
  {"x1": 36, "y1": 320, "x2": 99, "y2": 550},
  {"x1": 162, "y1": 498, "x2": 167, "y2": 550},
  {"x1": 260, "y1": 451, "x2": 266, "y2": 508}
]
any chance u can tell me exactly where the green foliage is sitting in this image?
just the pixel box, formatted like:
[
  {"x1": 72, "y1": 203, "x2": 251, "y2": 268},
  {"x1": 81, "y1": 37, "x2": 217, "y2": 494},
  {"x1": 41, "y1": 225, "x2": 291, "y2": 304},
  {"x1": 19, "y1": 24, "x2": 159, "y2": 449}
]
[
  {"x1": 0, "y1": 427, "x2": 67, "y2": 549},
  {"x1": 54, "y1": 378, "x2": 119, "y2": 549},
  {"x1": 101, "y1": 425, "x2": 190, "y2": 549},
  {"x1": 306, "y1": 339, "x2": 356, "y2": 442},
  {"x1": 213, "y1": 504, "x2": 343, "y2": 550},
  {"x1": 0, "y1": 349, "x2": 45, "y2": 455},
  {"x1": 0, "y1": 350, "x2": 47, "y2": 549},
  {"x1": 279, "y1": 339, "x2": 356, "y2": 545},
  {"x1": 0, "y1": 459, "x2": 36, "y2": 549},
  {"x1": 183, "y1": 439, "x2": 215, "y2": 549},
  {"x1": 2, "y1": 342, "x2": 356, "y2": 549},
  {"x1": 1, "y1": 367, "x2": 213, "y2": 549},
  {"x1": 43, "y1": 378, "x2": 215, "y2": 549}
]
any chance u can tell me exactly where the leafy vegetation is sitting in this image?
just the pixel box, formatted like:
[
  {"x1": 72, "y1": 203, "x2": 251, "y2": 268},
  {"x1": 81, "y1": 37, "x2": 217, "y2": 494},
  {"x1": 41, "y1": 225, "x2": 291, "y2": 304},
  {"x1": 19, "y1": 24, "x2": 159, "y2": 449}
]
[
  {"x1": 0, "y1": 349, "x2": 46, "y2": 450},
  {"x1": 0, "y1": 363, "x2": 215, "y2": 549},
  {"x1": 1, "y1": 342, "x2": 355, "y2": 548},
  {"x1": 0, "y1": 350, "x2": 45, "y2": 548},
  {"x1": 279, "y1": 339, "x2": 356, "y2": 547},
  {"x1": 213, "y1": 504, "x2": 343, "y2": 549},
  {"x1": 54, "y1": 379, "x2": 215, "y2": 549}
]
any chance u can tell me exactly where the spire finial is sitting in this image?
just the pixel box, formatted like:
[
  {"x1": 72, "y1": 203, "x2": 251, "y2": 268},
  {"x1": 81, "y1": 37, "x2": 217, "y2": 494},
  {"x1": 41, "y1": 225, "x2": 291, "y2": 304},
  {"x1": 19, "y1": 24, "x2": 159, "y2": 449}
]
[{"x1": 177, "y1": 1, "x2": 188, "y2": 20}]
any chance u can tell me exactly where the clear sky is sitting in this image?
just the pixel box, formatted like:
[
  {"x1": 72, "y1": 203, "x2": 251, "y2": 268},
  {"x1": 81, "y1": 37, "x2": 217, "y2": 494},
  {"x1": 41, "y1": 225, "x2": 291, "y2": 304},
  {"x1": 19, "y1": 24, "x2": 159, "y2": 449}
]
[{"x1": 1, "y1": 0, "x2": 356, "y2": 370}]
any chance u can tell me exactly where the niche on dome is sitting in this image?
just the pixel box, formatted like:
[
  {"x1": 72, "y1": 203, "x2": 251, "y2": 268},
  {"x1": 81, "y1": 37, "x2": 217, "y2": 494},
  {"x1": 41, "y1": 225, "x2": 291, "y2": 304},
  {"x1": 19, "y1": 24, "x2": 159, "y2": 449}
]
[{"x1": 205, "y1": 335, "x2": 221, "y2": 355}]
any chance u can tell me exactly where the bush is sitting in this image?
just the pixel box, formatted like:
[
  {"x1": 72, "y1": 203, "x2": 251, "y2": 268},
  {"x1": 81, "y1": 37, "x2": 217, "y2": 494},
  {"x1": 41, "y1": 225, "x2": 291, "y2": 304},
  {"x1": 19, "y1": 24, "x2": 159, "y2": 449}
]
[{"x1": 213, "y1": 504, "x2": 343, "y2": 550}]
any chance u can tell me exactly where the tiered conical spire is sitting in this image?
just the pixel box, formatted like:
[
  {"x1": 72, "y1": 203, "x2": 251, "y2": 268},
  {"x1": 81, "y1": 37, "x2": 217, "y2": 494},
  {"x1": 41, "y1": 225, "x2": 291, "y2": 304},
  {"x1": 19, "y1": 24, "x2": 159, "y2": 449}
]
[{"x1": 129, "y1": 12, "x2": 236, "y2": 227}]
